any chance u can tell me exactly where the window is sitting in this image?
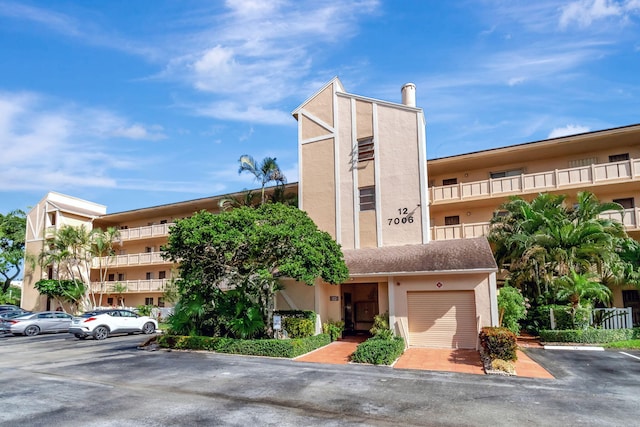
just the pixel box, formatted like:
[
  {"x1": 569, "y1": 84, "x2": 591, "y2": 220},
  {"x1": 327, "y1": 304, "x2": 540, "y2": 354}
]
[
  {"x1": 146, "y1": 272, "x2": 153, "y2": 280},
  {"x1": 490, "y1": 169, "x2": 523, "y2": 179},
  {"x1": 158, "y1": 297, "x2": 165, "y2": 308},
  {"x1": 359, "y1": 186, "x2": 376, "y2": 211},
  {"x1": 108, "y1": 274, "x2": 115, "y2": 282},
  {"x1": 357, "y1": 137, "x2": 374, "y2": 162},
  {"x1": 568, "y1": 157, "x2": 597, "y2": 168},
  {"x1": 107, "y1": 297, "x2": 114, "y2": 306},
  {"x1": 613, "y1": 198, "x2": 635, "y2": 209},
  {"x1": 609, "y1": 153, "x2": 629, "y2": 162},
  {"x1": 48, "y1": 212, "x2": 56, "y2": 226},
  {"x1": 442, "y1": 178, "x2": 458, "y2": 186},
  {"x1": 47, "y1": 266, "x2": 54, "y2": 280},
  {"x1": 494, "y1": 210, "x2": 509, "y2": 218},
  {"x1": 118, "y1": 273, "x2": 125, "y2": 281},
  {"x1": 145, "y1": 246, "x2": 153, "y2": 253},
  {"x1": 147, "y1": 222, "x2": 154, "y2": 226},
  {"x1": 120, "y1": 225, "x2": 128, "y2": 230},
  {"x1": 144, "y1": 297, "x2": 154, "y2": 305},
  {"x1": 158, "y1": 271, "x2": 166, "y2": 280},
  {"x1": 160, "y1": 219, "x2": 168, "y2": 224},
  {"x1": 444, "y1": 215, "x2": 460, "y2": 226}
]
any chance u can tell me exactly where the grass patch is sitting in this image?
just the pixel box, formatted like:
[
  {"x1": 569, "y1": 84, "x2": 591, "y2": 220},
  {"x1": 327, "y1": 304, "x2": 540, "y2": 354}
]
[{"x1": 603, "y1": 340, "x2": 640, "y2": 349}]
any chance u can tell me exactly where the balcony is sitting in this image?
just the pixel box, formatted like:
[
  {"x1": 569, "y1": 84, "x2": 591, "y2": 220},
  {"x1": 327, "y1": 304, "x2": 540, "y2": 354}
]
[
  {"x1": 118, "y1": 223, "x2": 174, "y2": 241},
  {"x1": 90, "y1": 279, "x2": 169, "y2": 293},
  {"x1": 91, "y1": 252, "x2": 169, "y2": 268},
  {"x1": 430, "y1": 208, "x2": 640, "y2": 241},
  {"x1": 431, "y1": 158, "x2": 640, "y2": 203}
]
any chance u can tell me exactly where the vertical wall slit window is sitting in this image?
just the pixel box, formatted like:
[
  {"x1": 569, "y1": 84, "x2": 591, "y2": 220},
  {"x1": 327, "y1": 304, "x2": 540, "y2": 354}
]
[
  {"x1": 359, "y1": 186, "x2": 376, "y2": 211},
  {"x1": 357, "y1": 137, "x2": 374, "y2": 162}
]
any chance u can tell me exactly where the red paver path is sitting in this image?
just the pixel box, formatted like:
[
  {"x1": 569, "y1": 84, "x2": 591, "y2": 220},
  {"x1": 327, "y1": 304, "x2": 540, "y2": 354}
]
[
  {"x1": 295, "y1": 336, "x2": 365, "y2": 364},
  {"x1": 295, "y1": 337, "x2": 554, "y2": 379}
]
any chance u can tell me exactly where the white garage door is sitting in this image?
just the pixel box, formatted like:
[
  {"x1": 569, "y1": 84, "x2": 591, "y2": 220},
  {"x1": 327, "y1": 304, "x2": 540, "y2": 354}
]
[{"x1": 407, "y1": 291, "x2": 477, "y2": 349}]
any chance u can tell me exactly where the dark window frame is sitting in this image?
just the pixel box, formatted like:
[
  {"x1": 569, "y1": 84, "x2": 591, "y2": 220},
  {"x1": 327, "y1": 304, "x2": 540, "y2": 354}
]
[
  {"x1": 357, "y1": 137, "x2": 374, "y2": 162},
  {"x1": 359, "y1": 186, "x2": 376, "y2": 211}
]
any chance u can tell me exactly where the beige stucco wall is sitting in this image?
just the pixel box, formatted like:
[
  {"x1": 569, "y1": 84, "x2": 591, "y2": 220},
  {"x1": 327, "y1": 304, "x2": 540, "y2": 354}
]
[
  {"x1": 301, "y1": 138, "x2": 336, "y2": 238},
  {"x1": 377, "y1": 105, "x2": 423, "y2": 246},
  {"x1": 355, "y1": 100, "x2": 373, "y2": 138},
  {"x1": 276, "y1": 279, "x2": 316, "y2": 311},
  {"x1": 358, "y1": 211, "x2": 377, "y2": 248}
]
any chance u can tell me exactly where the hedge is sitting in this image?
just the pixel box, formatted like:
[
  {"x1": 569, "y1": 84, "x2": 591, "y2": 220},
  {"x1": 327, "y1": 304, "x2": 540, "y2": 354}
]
[
  {"x1": 479, "y1": 327, "x2": 517, "y2": 362},
  {"x1": 351, "y1": 336, "x2": 405, "y2": 365},
  {"x1": 539, "y1": 328, "x2": 640, "y2": 344},
  {"x1": 157, "y1": 333, "x2": 330, "y2": 358}
]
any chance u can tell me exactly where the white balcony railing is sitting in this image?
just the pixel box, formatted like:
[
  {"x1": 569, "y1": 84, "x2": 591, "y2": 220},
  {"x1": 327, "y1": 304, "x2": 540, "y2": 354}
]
[
  {"x1": 431, "y1": 208, "x2": 640, "y2": 241},
  {"x1": 91, "y1": 252, "x2": 168, "y2": 268},
  {"x1": 431, "y1": 158, "x2": 640, "y2": 203},
  {"x1": 118, "y1": 223, "x2": 174, "y2": 241},
  {"x1": 90, "y1": 279, "x2": 169, "y2": 293}
]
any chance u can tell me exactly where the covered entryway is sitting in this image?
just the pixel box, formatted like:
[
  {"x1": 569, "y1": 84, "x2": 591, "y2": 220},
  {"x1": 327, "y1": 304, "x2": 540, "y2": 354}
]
[{"x1": 407, "y1": 291, "x2": 477, "y2": 349}]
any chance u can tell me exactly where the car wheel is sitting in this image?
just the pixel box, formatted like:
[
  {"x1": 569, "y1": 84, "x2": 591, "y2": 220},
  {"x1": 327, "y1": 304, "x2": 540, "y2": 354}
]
[
  {"x1": 74, "y1": 333, "x2": 86, "y2": 340},
  {"x1": 93, "y1": 326, "x2": 109, "y2": 340},
  {"x1": 24, "y1": 325, "x2": 40, "y2": 336},
  {"x1": 142, "y1": 322, "x2": 156, "y2": 334}
]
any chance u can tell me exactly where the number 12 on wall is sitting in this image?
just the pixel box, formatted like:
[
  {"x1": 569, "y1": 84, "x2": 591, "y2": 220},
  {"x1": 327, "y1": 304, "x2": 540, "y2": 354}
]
[{"x1": 387, "y1": 208, "x2": 414, "y2": 225}]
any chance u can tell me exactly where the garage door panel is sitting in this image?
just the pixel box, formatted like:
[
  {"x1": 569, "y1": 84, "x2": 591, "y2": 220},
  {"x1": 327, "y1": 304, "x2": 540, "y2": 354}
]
[{"x1": 407, "y1": 291, "x2": 477, "y2": 349}]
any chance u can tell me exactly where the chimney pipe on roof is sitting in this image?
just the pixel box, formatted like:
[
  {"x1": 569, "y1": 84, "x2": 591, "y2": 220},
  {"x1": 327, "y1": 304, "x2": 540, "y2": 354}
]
[{"x1": 401, "y1": 83, "x2": 416, "y2": 107}]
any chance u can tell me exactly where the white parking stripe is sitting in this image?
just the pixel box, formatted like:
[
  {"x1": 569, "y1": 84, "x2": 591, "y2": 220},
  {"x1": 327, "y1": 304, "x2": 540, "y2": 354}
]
[{"x1": 620, "y1": 352, "x2": 640, "y2": 361}]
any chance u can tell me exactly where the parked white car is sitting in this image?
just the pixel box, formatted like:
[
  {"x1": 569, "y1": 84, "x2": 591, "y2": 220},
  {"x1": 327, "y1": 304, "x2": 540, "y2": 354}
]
[{"x1": 69, "y1": 309, "x2": 157, "y2": 340}]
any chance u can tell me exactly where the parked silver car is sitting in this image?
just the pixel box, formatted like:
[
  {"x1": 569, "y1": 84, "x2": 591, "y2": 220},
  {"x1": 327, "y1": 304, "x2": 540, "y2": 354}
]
[{"x1": 8, "y1": 311, "x2": 74, "y2": 336}]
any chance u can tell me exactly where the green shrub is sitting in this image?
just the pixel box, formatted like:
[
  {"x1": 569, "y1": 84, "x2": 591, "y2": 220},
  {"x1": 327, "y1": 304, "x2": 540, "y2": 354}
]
[
  {"x1": 274, "y1": 310, "x2": 316, "y2": 322},
  {"x1": 136, "y1": 304, "x2": 154, "y2": 316},
  {"x1": 351, "y1": 336, "x2": 405, "y2": 365},
  {"x1": 157, "y1": 333, "x2": 330, "y2": 358},
  {"x1": 479, "y1": 327, "x2": 518, "y2": 361},
  {"x1": 498, "y1": 285, "x2": 527, "y2": 335},
  {"x1": 370, "y1": 311, "x2": 389, "y2": 335},
  {"x1": 322, "y1": 319, "x2": 344, "y2": 341},
  {"x1": 282, "y1": 317, "x2": 314, "y2": 338},
  {"x1": 539, "y1": 328, "x2": 638, "y2": 344}
]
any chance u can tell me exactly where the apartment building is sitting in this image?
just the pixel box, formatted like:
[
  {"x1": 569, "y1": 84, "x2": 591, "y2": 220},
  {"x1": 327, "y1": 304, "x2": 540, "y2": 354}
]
[{"x1": 22, "y1": 78, "x2": 640, "y2": 346}]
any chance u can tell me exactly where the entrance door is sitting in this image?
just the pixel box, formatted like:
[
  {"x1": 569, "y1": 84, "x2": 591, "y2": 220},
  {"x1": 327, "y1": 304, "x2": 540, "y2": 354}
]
[{"x1": 342, "y1": 283, "x2": 378, "y2": 333}]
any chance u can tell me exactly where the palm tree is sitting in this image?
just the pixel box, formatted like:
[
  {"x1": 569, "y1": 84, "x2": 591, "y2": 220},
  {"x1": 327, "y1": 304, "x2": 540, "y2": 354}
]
[
  {"x1": 89, "y1": 227, "x2": 121, "y2": 307},
  {"x1": 238, "y1": 155, "x2": 286, "y2": 204},
  {"x1": 488, "y1": 191, "x2": 626, "y2": 302},
  {"x1": 554, "y1": 270, "x2": 611, "y2": 326},
  {"x1": 218, "y1": 190, "x2": 260, "y2": 211}
]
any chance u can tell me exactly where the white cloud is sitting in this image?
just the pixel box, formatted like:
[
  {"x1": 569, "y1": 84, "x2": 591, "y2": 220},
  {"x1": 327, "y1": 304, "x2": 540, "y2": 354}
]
[
  {"x1": 559, "y1": 0, "x2": 640, "y2": 29},
  {"x1": 507, "y1": 77, "x2": 526, "y2": 86},
  {"x1": 0, "y1": 91, "x2": 166, "y2": 191},
  {"x1": 548, "y1": 124, "x2": 591, "y2": 138}
]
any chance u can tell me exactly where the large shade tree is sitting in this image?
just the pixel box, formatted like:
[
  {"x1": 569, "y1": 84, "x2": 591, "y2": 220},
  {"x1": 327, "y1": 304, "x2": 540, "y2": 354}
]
[
  {"x1": 488, "y1": 191, "x2": 630, "y2": 304},
  {"x1": 163, "y1": 203, "x2": 349, "y2": 337},
  {"x1": 0, "y1": 210, "x2": 26, "y2": 294}
]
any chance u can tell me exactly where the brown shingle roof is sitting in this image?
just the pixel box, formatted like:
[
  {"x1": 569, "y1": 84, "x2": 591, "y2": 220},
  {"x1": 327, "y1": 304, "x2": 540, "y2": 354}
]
[{"x1": 343, "y1": 237, "x2": 497, "y2": 276}]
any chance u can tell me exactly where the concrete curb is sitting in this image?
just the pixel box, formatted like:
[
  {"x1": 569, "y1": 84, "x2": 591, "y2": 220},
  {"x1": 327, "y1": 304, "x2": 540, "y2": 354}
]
[{"x1": 543, "y1": 345, "x2": 604, "y2": 351}]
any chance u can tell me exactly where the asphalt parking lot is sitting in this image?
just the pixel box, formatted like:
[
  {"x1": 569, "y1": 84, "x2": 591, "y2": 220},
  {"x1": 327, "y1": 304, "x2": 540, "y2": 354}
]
[{"x1": 1, "y1": 333, "x2": 639, "y2": 426}]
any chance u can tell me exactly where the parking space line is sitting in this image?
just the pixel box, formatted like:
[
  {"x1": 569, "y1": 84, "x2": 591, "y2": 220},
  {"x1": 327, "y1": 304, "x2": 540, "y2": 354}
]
[{"x1": 620, "y1": 352, "x2": 640, "y2": 361}]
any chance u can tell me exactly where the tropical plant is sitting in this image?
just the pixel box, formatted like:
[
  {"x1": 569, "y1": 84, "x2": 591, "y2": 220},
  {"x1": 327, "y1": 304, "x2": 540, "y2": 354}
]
[
  {"x1": 238, "y1": 155, "x2": 287, "y2": 204},
  {"x1": 0, "y1": 210, "x2": 26, "y2": 294},
  {"x1": 218, "y1": 190, "x2": 260, "y2": 211},
  {"x1": 163, "y1": 203, "x2": 349, "y2": 338},
  {"x1": 553, "y1": 270, "x2": 611, "y2": 326},
  {"x1": 488, "y1": 191, "x2": 627, "y2": 302},
  {"x1": 89, "y1": 227, "x2": 121, "y2": 307},
  {"x1": 34, "y1": 278, "x2": 85, "y2": 312},
  {"x1": 322, "y1": 320, "x2": 345, "y2": 341},
  {"x1": 111, "y1": 282, "x2": 128, "y2": 308},
  {"x1": 497, "y1": 285, "x2": 527, "y2": 335}
]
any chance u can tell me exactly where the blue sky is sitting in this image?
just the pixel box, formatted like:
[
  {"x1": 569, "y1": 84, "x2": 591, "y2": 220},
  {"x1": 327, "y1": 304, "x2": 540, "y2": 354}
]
[{"x1": 1, "y1": 0, "x2": 639, "y2": 215}]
